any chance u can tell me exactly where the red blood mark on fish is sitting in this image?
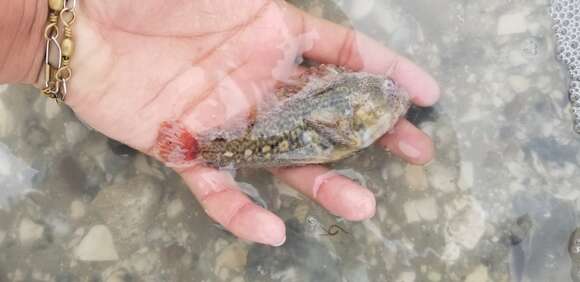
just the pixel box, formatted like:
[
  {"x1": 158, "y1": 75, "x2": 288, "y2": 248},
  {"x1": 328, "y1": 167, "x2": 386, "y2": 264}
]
[{"x1": 155, "y1": 121, "x2": 199, "y2": 166}]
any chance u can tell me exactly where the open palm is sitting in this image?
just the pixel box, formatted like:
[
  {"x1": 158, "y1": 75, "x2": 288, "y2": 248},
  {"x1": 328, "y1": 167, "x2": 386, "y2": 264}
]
[{"x1": 65, "y1": 0, "x2": 440, "y2": 246}]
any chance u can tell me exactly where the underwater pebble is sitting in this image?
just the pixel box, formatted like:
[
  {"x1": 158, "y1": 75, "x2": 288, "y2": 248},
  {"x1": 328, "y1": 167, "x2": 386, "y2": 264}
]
[
  {"x1": 70, "y1": 200, "x2": 86, "y2": 220},
  {"x1": 345, "y1": 263, "x2": 371, "y2": 282},
  {"x1": 166, "y1": 198, "x2": 184, "y2": 219},
  {"x1": 445, "y1": 202, "x2": 486, "y2": 250},
  {"x1": 348, "y1": 0, "x2": 375, "y2": 20},
  {"x1": 230, "y1": 277, "x2": 244, "y2": 282},
  {"x1": 405, "y1": 164, "x2": 429, "y2": 191},
  {"x1": 441, "y1": 242, "x2": 461, "y2": 263},
  {"x1": 404, "y1": 198, "x2": 438, "y2": 223},
  {"x1": 64, "y1": 121, "x2": 90, "y2": 145},
  {"x1": 92, "y1": 176, "x2": 163, "y2": 243},
  {"x1": 120, "y1": 249, "x2": 161, "y2": 277},
  {"x1": 508, "y1": 75, "x2": 531, "y2": 93},
  {"x1": 134, "y1": 154, "x2": 165, "y2": 180},
  {"x1": 396, "y1": 271, "x2": 416, "y2": 282},
  {"x1": 74, "y1": 225, "x2": 119, "y2": 261},
  {"x1": 427, "y1": 164, "x2": 457, "y2": 193},
  {"x1": 293, "y1": 204, "x2": 309, "y2": 223},
  {"x1": 458, "y1": 161, "x2": 474, "y2": 190},
  {"x1": 8, "y1": 269, "x2": 25, "y2": 281},
  {"x1": 465, "y1": 265, "x2": 489, "y2": 282},
  {"x1": 44, "y1": 99, "x2": 61, "y2": 119},
  {"x1": 508, "y1": 50, "x2": 526, "y2": 67},
  {"x1": 18, "y1": 218, "x2": 45, "y2": 246},
  {"x1": 427, "y1": 271, "x2": 442, "y2": 281},
  {"x1": 382, "y1": 161, "x2": 405, "y2": 183},
  {"x1": 497, "y1": 11, "x2": 528, "y2": 35},
  {"x1": 215, "y1": 242, "x2": 248, "y2": 275},
  {"x1": 0, "y1": 99, "x2": 15, "y2": 138},
  {"x1": 104, "y1": 268, "x2": 133, "y2": 282}
]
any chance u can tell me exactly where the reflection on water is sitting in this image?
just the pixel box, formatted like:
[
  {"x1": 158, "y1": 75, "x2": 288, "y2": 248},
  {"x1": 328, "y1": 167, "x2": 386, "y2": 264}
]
[
  {"x1": 1, "y1": 0, "x2": 580, "y2": 281},
  {"x1": 0, "y1": 143, "x2": 37, "y2": 209}
]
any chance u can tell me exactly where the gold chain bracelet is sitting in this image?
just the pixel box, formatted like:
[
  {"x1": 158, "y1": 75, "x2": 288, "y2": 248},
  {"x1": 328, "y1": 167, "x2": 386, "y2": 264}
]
[{"x1": 41, "y1": 0, "x2": 77, "y2": 103}]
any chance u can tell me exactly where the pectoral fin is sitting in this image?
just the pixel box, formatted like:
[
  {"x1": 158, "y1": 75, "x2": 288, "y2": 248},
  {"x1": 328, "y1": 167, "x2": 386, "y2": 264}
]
[{"x1": 304, "y1": 118, "x2": 360, "y2": 147}]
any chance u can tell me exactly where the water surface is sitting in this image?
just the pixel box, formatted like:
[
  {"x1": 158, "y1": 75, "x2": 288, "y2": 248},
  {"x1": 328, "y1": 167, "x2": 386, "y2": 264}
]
[{"x1": 1, "y1": 0, "x2": 579, "y2": 281}]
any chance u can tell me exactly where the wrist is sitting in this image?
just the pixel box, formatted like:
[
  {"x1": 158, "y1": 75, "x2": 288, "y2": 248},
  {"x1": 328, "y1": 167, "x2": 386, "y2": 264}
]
[{"x1": 0, "y1": 0, "x2": 47, "y2": 85}]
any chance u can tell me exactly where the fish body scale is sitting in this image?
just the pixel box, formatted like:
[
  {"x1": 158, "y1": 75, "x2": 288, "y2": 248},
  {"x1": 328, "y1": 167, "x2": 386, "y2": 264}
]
[{"x1": 197, "y1": 65, "x2": 411, "y2": 168}]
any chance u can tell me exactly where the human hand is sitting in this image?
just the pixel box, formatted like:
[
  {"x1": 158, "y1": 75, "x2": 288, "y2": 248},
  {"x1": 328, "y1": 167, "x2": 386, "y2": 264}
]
[{"x1": 63, "y1": 0, "x2": 440, "y2": 246}]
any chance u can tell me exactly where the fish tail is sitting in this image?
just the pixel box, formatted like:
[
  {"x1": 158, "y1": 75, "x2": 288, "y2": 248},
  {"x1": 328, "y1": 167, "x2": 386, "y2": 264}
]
[{"x1": 154, "y1": 120, "x2": 200, "y2": 167}]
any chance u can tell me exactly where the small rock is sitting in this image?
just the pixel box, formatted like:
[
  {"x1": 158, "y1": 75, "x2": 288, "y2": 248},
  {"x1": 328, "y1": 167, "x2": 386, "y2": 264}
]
[
  {"x1": 344, "y1": 263, "x2": 370, "y2": 282},
  {"x1": 166, "y1": 198, "x2": 184, "y2": 219},
  {"x1": 405, "y1": 165, "x2": 429, "y2": 191},
  {"x1": 428, "y1": 271, "x2": 442, "y2": 281},
  {"x1": 8, "y1": 269, "x2": 25, "y2": 281},
  {"x1": 0, "y1": 230, "x2": 6, "y2": 245},
  {"x1": 293, "y1": 204, "x2": 309, "y2": 223},
  {"x1": 230, "y1": 277, "x2": 245, "y2": 282},
  {"x1": 445, "y1": 202, "x2": 486, "y2": 250},
  {"x1": 382, "y1": 161, "x2": 405, "y2": 182},
  {"x1": 441, "y1": 242, "x2": 461, "y2": 263},
  {"x1": 44, "y1": 99, "x2": 61, "y2": 119},
  {"x1": 74, "y1": 225, "x2": 119, "y2": 261},
  {"x1": 246, "y1": 219, "x2": 340, "y2": 282},
  {"x1": 64, "y1": 121, "x2": 90, "y2": 145},
  {"x1": 92, "y1": 176, "x2": 163, "y2": 245},
  {"x1": 497, "y1": 11, "x2": 528, "y2": 35},
  {"x1": 0, "y1": 99, "x2": 15, "y2": 138},
  {"x1": 396, "y1": 272, "x2": 416, "y2": 282},
  {"x1": 508, "y1": 75, "x2": 530, "y2": 93},
  {"x1": 348, "y1": 0, "x2": 375, "y2": 20},
  {"x1": 70, "y1": 200, "x2": 86, "y2": 220},
  {"x1": 508, "y1": 50, "x2": 526, "y2": 67},
  {"x1": 458, "y1": 162, "x2": 474, "y2": 190},
  {"x1": 161, "y1": 243, "x2": 186, "y2": 264},
  {"x1": 22, "y1": 120, "x2": 50, "y2": 147},
  {"x1": 404, "y1": 198, "x2": 438, "y2": 223},
  {"x1": 464, "y1": 265, "x2": 489, "y2": 282},
  {"x1": 18, "y1": 218, "x2": 45, "y2": 246},
  {"x1": 134, "y1": 155, "x2": 165, "y2": 180},
  {"x1": 105, "y1": 268, "x2": 133, "y2": 282},
  {"x1": 427, "y1": 165, "x2": 457, "y2": 193},
  {"x1": 126, "y1": 249, "x2": 161, "y2": 275},
  {"x1": 215, "y1": 242, "x2": 248, "y2": 274}
]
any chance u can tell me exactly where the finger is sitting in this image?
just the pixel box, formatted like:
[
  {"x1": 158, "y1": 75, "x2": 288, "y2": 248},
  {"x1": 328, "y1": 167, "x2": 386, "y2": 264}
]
[
  {"x1": 270, "y1": 165, "x2": 375, "y2": 221},
  {"x1": 378, "y1": 119, "x2": 434, "y2": 165},
  {"x1": 179, "y1": 165, "x2": 286, "y2": 246},
  {"x1": 283, "y1": 3, "x2": 440, "y2": 107}
]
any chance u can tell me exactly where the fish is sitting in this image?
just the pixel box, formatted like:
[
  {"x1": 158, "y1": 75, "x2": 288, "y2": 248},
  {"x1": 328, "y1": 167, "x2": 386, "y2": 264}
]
[{"x1": 154, "y1": 64, "x2": 411, "y2": 169}]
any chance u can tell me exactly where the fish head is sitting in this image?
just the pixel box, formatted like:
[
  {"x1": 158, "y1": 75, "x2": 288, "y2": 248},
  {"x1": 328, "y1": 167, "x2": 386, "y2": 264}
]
[{"x1": 349, "y1": 75, "x2": 412, "y2": 146}]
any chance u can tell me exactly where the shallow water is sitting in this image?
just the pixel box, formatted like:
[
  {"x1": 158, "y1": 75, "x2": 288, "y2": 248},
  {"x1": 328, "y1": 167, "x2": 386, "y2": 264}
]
[{"x1": 1, "y1": 0, "x2": 580, "y2": 281}]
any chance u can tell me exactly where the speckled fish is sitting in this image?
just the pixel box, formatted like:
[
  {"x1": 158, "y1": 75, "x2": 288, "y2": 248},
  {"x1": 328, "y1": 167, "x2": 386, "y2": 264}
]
[{"x1": 154, "y1": 64, "x2": 411, "y2": 169}]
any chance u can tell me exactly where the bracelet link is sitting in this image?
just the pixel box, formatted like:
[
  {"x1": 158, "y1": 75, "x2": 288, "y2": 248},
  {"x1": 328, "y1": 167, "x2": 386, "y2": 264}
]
[
  {"x1": 41, "y1": 0, "x2": 76, "y2": 104},
  {"x1": 48, "y1": 0, "x2": 64, "y2": 11}
]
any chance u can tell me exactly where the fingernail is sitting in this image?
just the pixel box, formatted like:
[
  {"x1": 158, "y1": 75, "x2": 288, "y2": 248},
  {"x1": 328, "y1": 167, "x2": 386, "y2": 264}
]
[
  {"x1": 271, "y1": 235, "x2": 286, "y2": 247},
  {"x1": 350, "y1": 190, "x2": 376, "y2": 220},
  {"x1": 398, "y1": 140, "x2": 421, "y2": 159}
]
